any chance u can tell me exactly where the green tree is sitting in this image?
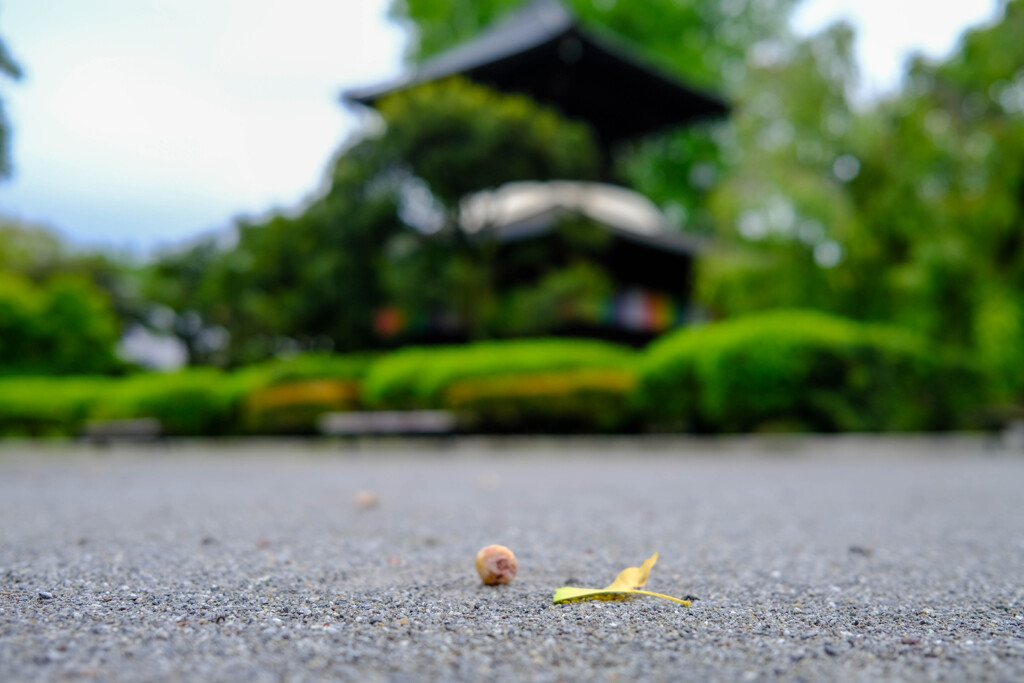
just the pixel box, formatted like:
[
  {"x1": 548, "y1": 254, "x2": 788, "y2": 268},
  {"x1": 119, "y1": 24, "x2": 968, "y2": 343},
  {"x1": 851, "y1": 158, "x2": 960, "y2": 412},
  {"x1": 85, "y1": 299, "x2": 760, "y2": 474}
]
[
  {"x1": 376, "y1": 78, "x2": 599, "y2": 207},
  {"x1": 390, "y1": 0, "x2": 799, "y2": 233},
  {"x1": 1, "y1": 218, "x2": 144, "y2": 331},
  {"x1": 146, "y1": 79, "x2": 600, "y2": 362},
  {"x1": 0, "y1": 220, "x2": 65, "y2": 275},
  {"x1": 698, "y1": 0, "x2": 1023, "y2": 400},
  {"x1": 0, "y1": 29, "x2": 21, "y2": 180},
  {"x1": 140, "y1": 237, "x2": 226, "y2": 363},
  {"x1": 0, "y1": 273, "x2": 122, "y2": 375},
  {"x1": 839, "y1": 0, "x2": 1024, "y2": 396},
  {"x1": 697, "y1": 22, "x2": 861, "y2": 316},
  {"x1": 371, "y1": 78, "x2": 600, "y2": 340}
]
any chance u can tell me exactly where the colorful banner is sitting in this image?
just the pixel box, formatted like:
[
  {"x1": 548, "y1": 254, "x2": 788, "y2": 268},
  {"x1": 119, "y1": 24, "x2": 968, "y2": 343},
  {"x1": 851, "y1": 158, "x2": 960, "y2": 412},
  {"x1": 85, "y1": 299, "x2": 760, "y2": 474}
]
[
  {"x1": 374, "y1": 288, "x2": 686, "y2": 338},
  {"x1": 596, "y1": 289, "x2": 687, "y2": 333},
  {"x1": 373, "y1": 308, "x2": 463, "y2": 338}
]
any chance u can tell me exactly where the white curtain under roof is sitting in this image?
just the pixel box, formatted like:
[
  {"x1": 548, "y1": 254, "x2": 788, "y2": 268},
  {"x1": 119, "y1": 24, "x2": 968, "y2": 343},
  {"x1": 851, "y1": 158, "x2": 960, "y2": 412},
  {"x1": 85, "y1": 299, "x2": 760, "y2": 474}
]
[{"x1": 460, "y1": 181, "x2": 668, "y2": 236}]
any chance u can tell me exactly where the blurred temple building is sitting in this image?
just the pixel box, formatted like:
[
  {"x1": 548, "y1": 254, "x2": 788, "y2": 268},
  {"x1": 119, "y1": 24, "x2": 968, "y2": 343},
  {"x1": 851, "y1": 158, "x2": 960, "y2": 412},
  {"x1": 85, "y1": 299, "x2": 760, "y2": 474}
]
[{"x1": 345, "y1": 0, "x2": 727, "y2": 345}]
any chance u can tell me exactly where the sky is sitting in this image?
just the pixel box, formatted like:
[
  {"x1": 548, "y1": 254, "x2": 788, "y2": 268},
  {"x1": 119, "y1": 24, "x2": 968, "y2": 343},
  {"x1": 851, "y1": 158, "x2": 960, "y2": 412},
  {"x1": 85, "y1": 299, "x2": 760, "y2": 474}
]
[{"x1": 0, "y1": 0, "x2": 1004, "y2": 255}]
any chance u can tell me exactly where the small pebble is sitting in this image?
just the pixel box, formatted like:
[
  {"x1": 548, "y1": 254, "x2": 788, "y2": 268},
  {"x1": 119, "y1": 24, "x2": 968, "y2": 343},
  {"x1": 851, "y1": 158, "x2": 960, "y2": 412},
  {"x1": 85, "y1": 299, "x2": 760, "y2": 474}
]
[{"x1": 38, "y1": 591, "x2": 53, "y2": 600}]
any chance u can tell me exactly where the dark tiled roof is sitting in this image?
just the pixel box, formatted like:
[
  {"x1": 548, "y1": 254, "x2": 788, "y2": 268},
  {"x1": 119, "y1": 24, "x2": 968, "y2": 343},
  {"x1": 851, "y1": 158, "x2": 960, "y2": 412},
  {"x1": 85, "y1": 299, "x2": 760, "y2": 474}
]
[{"x1": 344, "y1": 0, "x2": 728, "y2": 145}]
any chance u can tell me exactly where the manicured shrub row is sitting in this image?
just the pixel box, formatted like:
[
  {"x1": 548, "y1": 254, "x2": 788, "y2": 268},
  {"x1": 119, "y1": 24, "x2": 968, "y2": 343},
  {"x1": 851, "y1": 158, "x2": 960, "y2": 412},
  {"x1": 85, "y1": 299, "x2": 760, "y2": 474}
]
[
  {"x1": 232, "y1": 352, "x2": 375, "y2": 388},
  {"x1": 0, "y1": 376, "x2": 116, "y2": 437},
  {"x1": 0, "y1": 370, "x2": 250, "y2": 437},
  {"x1": 89, "y1": 369, "x2": 240, "y2": 436},
  {"x1": 242, "y1": 379, "x2": 362, "y2": 434},
  {"x1": 0, "y1": 316, "x2": 986, "y2": 437},
  {"x1": 234, "y1": 353, "x2": 374, "y2": 433},
  {"x1": 0, "y1": 340, "x2": 632, "y2": 436},
  {"x1": 359, "y1": 338, "x2": 640, "y2": 433},
  {"x1": 636, "y1": 310, "x2": 984, "y2": 433},
  {"x1": 361, "y1": 338, "x2": 638, "y2": 410},
  {"x1": 0, "y1": 353, "x2": 375, "y2": 437},
  {"x1": 444, "y1": 368, "x2": 639, "y2": 433}
]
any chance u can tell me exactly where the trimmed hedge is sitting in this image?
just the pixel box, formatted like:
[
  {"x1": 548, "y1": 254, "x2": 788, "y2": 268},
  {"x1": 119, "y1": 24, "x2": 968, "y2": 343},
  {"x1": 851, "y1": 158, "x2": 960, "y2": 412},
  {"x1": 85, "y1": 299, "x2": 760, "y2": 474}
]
[
  {"x1": 233, "y1": 352, "x2": 374, "y2": 388},
  {"x1": 89, "y1": 369, "x2": 243, "y2": 436},
  {"x1": 361, "y1": 338, "x2": 637, "y2": 410},
  {"x1": 0, "y1": 369, "x2": 243, "y2": 437},
  {"x1": 242, "y1": 379, "x2": 361, "y2": 432},
  {"x1": 0, "y1": 376, "x2": 115, "y2": 437},
  {"x1": 445, "y1": 368, "x2": 638, "y2": 433},
  {"x1": 0, "y1": 353, "x2": 376, "y2": 438},
  {"x1": 636, "y1": 309, "x2": 984, "y2": 433},
  {"x1": 0, "y1": 321, "x2": 987, "y2": 437},
  {"x1": 235, "y1": 353, "x2": 373, "y2": 434}
]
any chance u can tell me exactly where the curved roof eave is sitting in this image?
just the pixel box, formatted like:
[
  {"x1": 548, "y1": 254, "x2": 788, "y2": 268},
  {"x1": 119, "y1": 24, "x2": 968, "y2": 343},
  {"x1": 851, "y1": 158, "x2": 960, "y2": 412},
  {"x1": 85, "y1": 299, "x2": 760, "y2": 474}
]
[
  {"x1": 460, "y1": 181, "x2": 709, "y2": 256},
  {"x1": 342, "y1": 0, "x2": 730, "y2": 127},
  {"x1": 343, "y1": 0, "x2": 575, "y2": 106}
]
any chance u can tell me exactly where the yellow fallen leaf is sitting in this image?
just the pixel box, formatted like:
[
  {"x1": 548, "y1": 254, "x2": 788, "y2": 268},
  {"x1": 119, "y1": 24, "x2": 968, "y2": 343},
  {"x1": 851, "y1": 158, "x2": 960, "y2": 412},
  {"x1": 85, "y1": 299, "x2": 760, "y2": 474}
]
[{"x1": 552, "y1": 553, "x2": 691, "y2": 606}]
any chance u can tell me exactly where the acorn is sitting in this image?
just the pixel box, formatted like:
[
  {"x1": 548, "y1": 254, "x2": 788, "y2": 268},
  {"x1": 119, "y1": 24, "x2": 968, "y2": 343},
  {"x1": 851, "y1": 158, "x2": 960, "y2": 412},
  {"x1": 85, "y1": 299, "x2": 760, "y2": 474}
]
[
  {"x1": 475, "y1": 544, "x2": 517, "y2": 585},
  {"x1": 354, "y1": 491, "x2": 379, "y2": 509}
]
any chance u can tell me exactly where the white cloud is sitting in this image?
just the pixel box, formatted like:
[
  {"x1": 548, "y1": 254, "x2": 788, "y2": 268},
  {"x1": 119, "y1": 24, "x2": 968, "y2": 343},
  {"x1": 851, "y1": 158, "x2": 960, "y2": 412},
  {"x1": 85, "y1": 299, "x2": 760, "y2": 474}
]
[
  {"x1": 792, "y1": 0, "x2": 1002, "y2": 99},
  {"x1": 0, "y1": 0, "x2": 405, "y2": 249},
  {"x1": 49, "y1": 57, "x2": 249, "y2": 169}
]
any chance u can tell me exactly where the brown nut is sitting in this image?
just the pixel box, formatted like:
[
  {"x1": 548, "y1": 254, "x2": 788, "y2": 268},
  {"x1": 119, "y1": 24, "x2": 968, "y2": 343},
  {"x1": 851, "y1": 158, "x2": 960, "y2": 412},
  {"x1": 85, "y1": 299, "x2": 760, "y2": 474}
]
[
  {"x1": 354, "y1": 491, "x2": 379, "y2": 509},
  {"x1": 475, "y1": 544, "x2": 517, "y2": 585}
]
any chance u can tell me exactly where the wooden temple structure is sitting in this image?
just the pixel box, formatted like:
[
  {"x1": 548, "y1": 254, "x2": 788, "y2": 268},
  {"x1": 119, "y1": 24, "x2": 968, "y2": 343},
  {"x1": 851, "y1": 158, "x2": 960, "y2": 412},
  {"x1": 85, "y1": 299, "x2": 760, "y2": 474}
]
[{"x1": 344, "y1": 0, "x2": 728, "y2": 344}]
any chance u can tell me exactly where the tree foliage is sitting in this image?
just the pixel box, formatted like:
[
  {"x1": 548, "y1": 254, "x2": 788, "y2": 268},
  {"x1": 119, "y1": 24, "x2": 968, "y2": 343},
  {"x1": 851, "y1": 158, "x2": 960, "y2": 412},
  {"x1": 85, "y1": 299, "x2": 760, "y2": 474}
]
[
  {"x1": 0, "y1": 272, "x2": 122, "y2": 375},
  {"x1": 1, "y1": 218, "x2": 143, "y2": 330},
  {"x1": 697, "y1": 22, "x2": 861, "y2": 314},
  {"x1": 0, "y1": 220, "x2": 142, "y2": 376},
  {"x1": 840, "y1": 0, "x2": 1024, "y2": 396},
  {"x1": 390, "y1": 0, "x2": 799, "y2": 234},
  {"x1": 390, "y1": 0, "x2": 796, "y2": 89},
  {"x1": 144, "y1": 78, "x2": 600, "y2": 363},
  {"x1": 0, "y1": 29, "x2": 21, "y2": 180},
  {"x1": 696, "y1": 0, "x2": 1024, "y2": 398},
  {"x1": 376, "y1": 78, "x2": 599, "y2": 206}
]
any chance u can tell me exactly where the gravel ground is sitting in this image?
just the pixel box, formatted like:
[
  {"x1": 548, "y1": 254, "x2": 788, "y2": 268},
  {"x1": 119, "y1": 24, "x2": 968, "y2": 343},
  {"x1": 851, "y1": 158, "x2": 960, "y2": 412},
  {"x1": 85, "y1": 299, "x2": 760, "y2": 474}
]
[{"x1": 1, "y1": 437, "x2": 1022, "y2": 682}]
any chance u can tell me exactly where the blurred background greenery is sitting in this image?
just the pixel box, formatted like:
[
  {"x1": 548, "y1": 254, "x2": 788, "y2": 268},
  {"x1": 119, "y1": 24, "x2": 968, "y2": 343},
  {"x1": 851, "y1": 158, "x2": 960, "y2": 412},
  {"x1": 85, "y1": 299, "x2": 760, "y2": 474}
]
[{"x1": 0, "y1": 0, "x2": 1021, "y2": 436}]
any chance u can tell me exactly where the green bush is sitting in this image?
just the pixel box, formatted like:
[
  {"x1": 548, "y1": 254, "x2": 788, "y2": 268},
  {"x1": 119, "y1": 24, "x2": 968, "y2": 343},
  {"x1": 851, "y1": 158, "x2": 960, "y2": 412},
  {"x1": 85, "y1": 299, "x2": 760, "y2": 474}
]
[
  {"x1": 233, "y1": 353, "x2": 374, "y2": 434},
  {"x1": 636, "y1": 310, "x2": 984, "y2": 433},
  {"x1": 362, "y1": 338, "x2": 637, "y2": 410},
  {"x1": 0, "y1": 376, "x2": 113, "y2": 437},
  {"x1": 445, "y1": 367, "x2": 638, "y2": 433},
  {"x1": 0, "y1": 326, "x2": 984, "y2": 438},
  {"x1": 0, "y1": 353, "x2": 376, "y2": 438},
  {"x1": 90, "y1": 369, "x2": 243, "y2": 436},
  {"x1": 241, "y1": 379, "x2": 362, "y2": 434},
  {"x1": 232, "y1": 352, "x2": 374, "y2": 389}
]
